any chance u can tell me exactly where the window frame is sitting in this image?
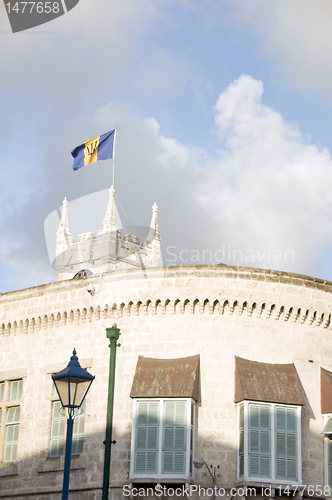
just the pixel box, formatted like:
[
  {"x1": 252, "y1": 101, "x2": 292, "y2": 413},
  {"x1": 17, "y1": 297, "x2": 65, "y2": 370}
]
[
  {"x1": 323, "y1": 414, "x2": 332, "y2": 488},
  {"x1": 0, "y1": 379, "x2": 23, "y2": 464},
  {"x1": 237, "y1": 401, "x2": 302, "y2": 485},
  {"x1": 130, "y1": 398, "x2": 195, "y2": 480}
]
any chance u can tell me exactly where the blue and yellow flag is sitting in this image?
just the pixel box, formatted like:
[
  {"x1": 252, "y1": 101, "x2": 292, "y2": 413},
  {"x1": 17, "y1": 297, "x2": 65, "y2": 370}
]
[{"x1": 71, "y1": 129, "x2": 115, "y2": 171}]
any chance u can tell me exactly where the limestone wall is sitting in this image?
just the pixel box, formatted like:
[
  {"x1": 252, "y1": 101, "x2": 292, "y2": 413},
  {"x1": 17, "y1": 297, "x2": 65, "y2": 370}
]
[{"x1": 0, "y1": 265, "x2": 332, "y2": 499}]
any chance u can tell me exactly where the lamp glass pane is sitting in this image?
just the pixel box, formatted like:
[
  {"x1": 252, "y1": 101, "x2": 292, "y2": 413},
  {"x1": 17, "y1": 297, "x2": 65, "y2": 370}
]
[
  {"x1": 54, "y1": 379, "x2": 70, "y2": 407},
  {"x1": 71, "y1": 380, "x2": 90, "y2": 407},
  {"x1": 54, "y1": 378, "x2": 91, "y2": 408}
]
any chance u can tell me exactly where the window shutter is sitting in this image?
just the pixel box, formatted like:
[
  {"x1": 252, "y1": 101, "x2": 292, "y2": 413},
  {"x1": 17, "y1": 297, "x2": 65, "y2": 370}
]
[
  {"x1": 134, "y1": 401, "x2": 159, "y2": 474},
  {"x1": 0, "y1": 382, "x2": 4, "y2": 403},
  {"x1": 162, "y1": 401, "x2": 187, "y2": 474},
  {"x1": 329, "y1": 464, "x2": 332, "y2": 489},
  {"x1": 9, "y1": 380, "x2": 22, "y2": 401},
  {"x1": 328, "y1": 439, "x2": 332, "y2": 487},
  {"x1": 4, "y1": 406, "x2": 20, "y2": 462},
  {"x1": 49, "y1": 401, "x2": 65, "y2": 458},
  {"x1": 238, "y1": 404, "x2": 244, "y2": 478},
  {"x1": 275, "y1": 406, "x2": 297, "y2": 481},
  {"x1": 189, "y1": 402, "x2": 194, "y2": 476},
  {"x1": 248, "y1": 404, "x2": 271, "y2": 479},
  {"x1": 72, "y1": 401, "x2": 86, "y2": 455}
]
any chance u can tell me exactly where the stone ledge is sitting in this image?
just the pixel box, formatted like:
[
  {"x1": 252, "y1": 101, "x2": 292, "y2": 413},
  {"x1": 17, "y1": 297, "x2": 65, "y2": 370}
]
[
  {"x1": 2, "y1": 264, "x2": 332, "y2": 302},
  {"x1": 0, "y1": 463, "x2": 19, "y2": 477},
  {"x1": 38, "y1": 466, "x2": 85, "y2": 473}
]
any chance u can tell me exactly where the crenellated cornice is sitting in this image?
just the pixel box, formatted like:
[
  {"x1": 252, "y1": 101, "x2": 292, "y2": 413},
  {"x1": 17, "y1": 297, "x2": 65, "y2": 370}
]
[
  {"x1": 1, "y1": 265, "x2": 332, "y2": 336},
  {"x1": 0, "y1": 297, "x2": 331, "y2": 337}
]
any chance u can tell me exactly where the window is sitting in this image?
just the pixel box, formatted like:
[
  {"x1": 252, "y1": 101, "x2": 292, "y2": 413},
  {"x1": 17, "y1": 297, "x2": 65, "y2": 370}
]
[
  {"x1": 130, "y1": 399, "x2": 194, "y2": 479},
  {"x1": 0, "y1": 379, "x2": 23, "y2": 463},
  {"x1": 238, "y1": 402, "x2": 301, "y2": 484},
  {"x1": 129, "y1": 354, "x2": 199, "y2": 479},
  {"x1": 49, "y1": 388, "x2": 86, "y2": 458},
  {"x1": 321, "y1": 369, "x2": 332, "y2": 487},
  {"x1": 324, "y1": 434, "x2": 332, "y2": 487}
]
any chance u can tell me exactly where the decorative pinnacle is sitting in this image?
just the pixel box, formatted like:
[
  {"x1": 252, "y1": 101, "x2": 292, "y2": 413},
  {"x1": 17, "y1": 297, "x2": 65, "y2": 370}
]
[
  {"x1": 68, "y1": 348, "x2": 80, "y2": 367},
  {"x1": 102, "y1": 185, "x2": 117, "y2": 232},
  {"x1": 56, "y1": 196, "x2": 71, "y2": 237},
  {"x1": 150, "y1": 202, "x2": 160, "y2": 239}
]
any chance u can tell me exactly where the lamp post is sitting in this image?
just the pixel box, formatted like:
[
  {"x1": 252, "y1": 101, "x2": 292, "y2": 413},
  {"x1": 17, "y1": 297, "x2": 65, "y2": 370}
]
[
  {"x1": 193, "y1": 457, "x2": 219, "y2": 500},
  {"x1": 102, "y1": 324, "x2": 121, "y2": 500},
  {"x1": 52, "y1": 349, "x2": 95, "y2": 500}
]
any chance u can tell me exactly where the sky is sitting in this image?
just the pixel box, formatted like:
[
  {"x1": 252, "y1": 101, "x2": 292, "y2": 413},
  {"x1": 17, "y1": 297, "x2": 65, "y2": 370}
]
[{"x1": 2, "y1": 0, "x2": 332, "y2": 292}]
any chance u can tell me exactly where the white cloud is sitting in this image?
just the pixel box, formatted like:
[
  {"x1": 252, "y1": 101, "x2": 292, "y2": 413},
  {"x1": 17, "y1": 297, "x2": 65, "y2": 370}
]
[
  {"x1": 196, "y1": 75, "x2": 332, "y2": 275},
  {"x1": 0, "y1": 0, "x2": 191, "y2": 103},
  {"x1": 234, "y1": 0, "x2": 332, "y2": 97},
  {"x1": 2, "y1": 73, "x2": 332, "y2": 292},
  {"x1": 0, "y1": 98, "x2": 207, "y2": 292}
]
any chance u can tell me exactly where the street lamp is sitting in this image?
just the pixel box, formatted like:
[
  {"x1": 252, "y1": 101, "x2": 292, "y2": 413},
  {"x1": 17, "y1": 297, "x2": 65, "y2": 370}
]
[
  {"x1": 193, "y1": 457, "x2": 219, "y2": 500},
  {"x1": 52, "y1": 348, "x2": 95, "y2": 500}
]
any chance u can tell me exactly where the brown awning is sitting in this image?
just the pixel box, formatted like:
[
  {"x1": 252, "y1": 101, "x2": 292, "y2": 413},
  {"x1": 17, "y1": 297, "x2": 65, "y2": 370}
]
[
  {"x1": 321, "y1": 368, "x2": 332, "y2": 414},
  {"x1": 130, "y1": 355, "x2": 200, "y2": 401},
  {"x1": 235, "y1": 356, "x2": 305, "y2": 405}
]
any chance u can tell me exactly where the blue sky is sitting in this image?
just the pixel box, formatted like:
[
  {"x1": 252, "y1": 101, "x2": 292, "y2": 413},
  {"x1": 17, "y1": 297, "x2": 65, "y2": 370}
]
[{"x1": 2, "y1": 0, "x2": 332, "y2": 292}]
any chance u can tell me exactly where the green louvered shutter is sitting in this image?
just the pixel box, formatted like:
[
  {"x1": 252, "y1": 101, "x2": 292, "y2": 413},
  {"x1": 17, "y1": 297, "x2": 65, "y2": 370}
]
[
  {"x1": 162, "y1": 401, "x2": 187, "y2": 475},
  {"x1": 134, "y1": 401, "x2": 159, "y2": 474},
  {"x1": 72, "y1": 401, "x2": 86, "y2": 455},
  {"x1": 328, "y1": 439, "x2": 332, "y2": 487},
  {"x1": 189, "y1": 403, "x2": 194, "y2": 477},
  {"x1": 275, "y1": 406, "x2": 297, "y2": 481},
  {"x1": 0, "y1": 408, "x2": 2, "y2": 454},
  {"x1": 0, "y1": 382, "x2": 4, "y2": 402},
  {"x1": 239, "y1": 404, "x2": 245, "y2": 478},
  {"x1": 4, "y1": 406, "x2": 20, "y2": 462},
  {"x1": 9, "y1": 380, "x2": 22, "y2": 401},
  {"x1": 49, "y1": 401, "x2": 65, "y2": 457},
  {"x1": 248, "y1": 404, "x2": 271, "y2": 478}
]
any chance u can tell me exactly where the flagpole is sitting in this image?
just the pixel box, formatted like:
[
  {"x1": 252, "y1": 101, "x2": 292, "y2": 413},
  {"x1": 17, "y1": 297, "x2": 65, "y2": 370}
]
[{"x1": 112, "y1": 126, "x2": 117, "y2": 189}]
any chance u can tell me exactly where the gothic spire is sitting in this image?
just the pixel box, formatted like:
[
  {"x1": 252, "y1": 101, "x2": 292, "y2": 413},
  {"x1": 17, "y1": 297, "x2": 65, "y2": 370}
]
[{"x1": 102, "y1": 185, "x2": 117, "y2": 232}]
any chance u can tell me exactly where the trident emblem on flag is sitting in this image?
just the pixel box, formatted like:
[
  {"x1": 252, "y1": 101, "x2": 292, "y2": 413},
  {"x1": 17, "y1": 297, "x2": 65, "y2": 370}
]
[{"x1": 86, "y1": 141, "x2": 98, "y2": 157}]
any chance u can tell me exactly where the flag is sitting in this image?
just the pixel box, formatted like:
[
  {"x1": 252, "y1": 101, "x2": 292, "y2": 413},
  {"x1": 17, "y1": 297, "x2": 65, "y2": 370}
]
[{"x1": 71, "y1": 129, "x2": 115, "y2": 171}]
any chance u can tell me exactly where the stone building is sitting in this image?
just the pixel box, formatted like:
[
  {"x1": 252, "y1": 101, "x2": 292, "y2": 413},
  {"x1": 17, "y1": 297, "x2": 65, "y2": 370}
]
[{"x1": 1, "y1": 190, "x2": 332, "y2": 499}]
